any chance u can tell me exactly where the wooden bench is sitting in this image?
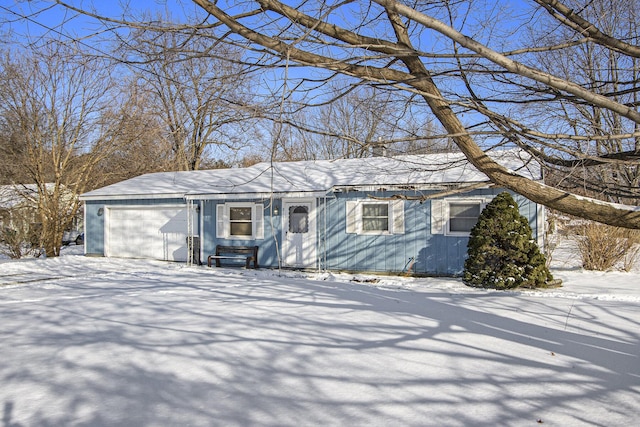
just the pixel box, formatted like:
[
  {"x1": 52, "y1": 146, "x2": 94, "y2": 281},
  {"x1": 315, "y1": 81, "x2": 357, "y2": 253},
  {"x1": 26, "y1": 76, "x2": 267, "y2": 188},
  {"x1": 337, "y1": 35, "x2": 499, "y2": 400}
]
[{"x1": 207, "y1": 245, "x2": 259, "y2": 269}]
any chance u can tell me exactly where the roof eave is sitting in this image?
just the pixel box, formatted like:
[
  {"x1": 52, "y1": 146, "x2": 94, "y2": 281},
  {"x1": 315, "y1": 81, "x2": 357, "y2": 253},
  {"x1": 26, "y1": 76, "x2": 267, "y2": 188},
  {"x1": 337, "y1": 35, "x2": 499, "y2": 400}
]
[{"x1": 80, "y1": 193, "x2": 186, "y2": 202}]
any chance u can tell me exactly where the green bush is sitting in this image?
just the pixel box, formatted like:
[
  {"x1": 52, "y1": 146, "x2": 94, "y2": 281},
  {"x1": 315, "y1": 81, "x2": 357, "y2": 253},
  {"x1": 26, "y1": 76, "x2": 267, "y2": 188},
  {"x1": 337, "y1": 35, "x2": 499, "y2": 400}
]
[{"x1": 463, "y1": 192, "x2": 553, "y2": 289}]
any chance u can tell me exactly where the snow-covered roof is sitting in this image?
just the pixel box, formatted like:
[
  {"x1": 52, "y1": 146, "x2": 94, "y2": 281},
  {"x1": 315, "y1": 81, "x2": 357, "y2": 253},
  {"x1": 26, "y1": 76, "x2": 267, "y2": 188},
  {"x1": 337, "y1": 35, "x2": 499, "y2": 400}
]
[
  {"x1": 80, "y1": 150, "x2": 541, "y2": 201},
  {"x1": 0, "y1": 184, "x2": 57, "y2": 209}
]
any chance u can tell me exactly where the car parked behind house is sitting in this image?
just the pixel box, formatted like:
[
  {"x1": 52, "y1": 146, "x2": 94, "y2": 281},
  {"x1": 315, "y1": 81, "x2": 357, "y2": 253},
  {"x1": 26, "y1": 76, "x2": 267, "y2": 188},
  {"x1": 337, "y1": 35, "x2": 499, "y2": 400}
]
[{"x1": 62, "y1": 230, "x2": 84, "y2": 246}]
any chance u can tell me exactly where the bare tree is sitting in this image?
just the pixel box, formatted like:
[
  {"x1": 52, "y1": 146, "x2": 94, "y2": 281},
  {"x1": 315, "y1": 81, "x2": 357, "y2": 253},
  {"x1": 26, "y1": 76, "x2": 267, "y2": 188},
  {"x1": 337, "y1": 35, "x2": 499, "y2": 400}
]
[
  {"x1": 121, "y1": 25, "x2": 259, "y2": 171},
  {"x1": 93, "y1": 78, "x2": 175, "y2": 185},
  {"x1": 50, "y1": 0, "x2": 640, "y2": 227},
  {"x1": 196, "y1": 0, "x2": 640, "y2": 228},
  {"x1": 313, "y1": 83, "x2": 446, "y2": 158},
  {"x1": 524, "y1": 0, "x2": 640, "y2": 203},
  {"x1": 0, "y1": 41, "x2": 117, "y2": 256},
  {"x1": 256, "y1": 81, "x2": 448, "y2": 161}
]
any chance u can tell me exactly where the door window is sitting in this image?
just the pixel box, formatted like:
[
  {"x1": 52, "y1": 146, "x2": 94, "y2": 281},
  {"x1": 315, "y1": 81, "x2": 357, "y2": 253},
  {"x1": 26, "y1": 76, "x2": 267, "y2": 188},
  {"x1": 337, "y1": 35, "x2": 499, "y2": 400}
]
[{"x1": 288, "y1": 206, "x2": 309, "y2": 233}]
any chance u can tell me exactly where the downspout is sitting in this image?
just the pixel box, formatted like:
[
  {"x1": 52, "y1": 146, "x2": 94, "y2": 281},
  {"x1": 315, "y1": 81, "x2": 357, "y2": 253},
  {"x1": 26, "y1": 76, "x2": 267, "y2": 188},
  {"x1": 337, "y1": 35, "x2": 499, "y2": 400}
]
[
  {"x1": 185, "y1": 196, "x2": 202, "y2": 267},
  {"x1": 186, "y1": 198, "x2": 195, "y2": 266},
  {"x1": 323, "y1": 193, "x2": 328, "y2": 273},
  {"x1": 200, "y1": 200, "x2": 205, "y2": 265},
  {"x1": 82, "y1": 201, "x2": 87, "y2": 256},
  {"x1": 269, "y1": 194, "x2": 282, "y2": 275},
  {"x1": 316, "y1": 195, "x2": 323, "y2": 273}
]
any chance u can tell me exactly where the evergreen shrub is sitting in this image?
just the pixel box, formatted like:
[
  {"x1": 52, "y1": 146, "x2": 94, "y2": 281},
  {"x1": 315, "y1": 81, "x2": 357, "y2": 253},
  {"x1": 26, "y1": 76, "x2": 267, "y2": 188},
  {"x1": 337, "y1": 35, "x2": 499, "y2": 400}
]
[{"x1": 463, "y1": 192, "x2": 553, "y2": 289}]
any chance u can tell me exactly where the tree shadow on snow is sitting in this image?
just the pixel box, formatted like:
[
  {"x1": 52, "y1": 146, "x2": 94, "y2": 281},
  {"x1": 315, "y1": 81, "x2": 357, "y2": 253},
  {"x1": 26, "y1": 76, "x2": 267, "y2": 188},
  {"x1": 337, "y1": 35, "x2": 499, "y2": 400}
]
[{"x1": 0, "y1": 269, "x2": 638, "y2": 426}]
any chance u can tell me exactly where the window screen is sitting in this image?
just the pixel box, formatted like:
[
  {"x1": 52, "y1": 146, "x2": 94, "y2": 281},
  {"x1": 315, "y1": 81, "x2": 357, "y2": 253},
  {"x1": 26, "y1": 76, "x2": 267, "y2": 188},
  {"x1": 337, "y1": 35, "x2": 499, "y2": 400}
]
[
  {"x1": 449, "y1": 203, "x2": 481, "y2": 233},
  {"x1": 229, "y1": 207, "x2": 252, "y2": 236},
  {"x1": 362, "y1": 203, "x2": 389, "y2": 232}
]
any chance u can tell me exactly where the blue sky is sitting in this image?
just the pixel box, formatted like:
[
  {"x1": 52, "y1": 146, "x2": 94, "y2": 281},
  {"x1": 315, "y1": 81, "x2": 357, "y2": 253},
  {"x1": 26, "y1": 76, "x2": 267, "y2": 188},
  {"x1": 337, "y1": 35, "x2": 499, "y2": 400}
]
[
  {"x1": 1, "y1": 1, "x2": 173, "y2": 46},
  {"x1": 0, "y1": 1, "x2": 561, "y2": 148}
]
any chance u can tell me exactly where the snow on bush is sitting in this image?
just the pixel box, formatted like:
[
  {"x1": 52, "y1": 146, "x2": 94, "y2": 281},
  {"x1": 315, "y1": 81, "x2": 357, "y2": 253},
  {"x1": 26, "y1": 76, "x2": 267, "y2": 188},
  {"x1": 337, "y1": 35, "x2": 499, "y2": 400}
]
[{"x1": 463, "y1": 192, "x2": 554, "y2": 289}]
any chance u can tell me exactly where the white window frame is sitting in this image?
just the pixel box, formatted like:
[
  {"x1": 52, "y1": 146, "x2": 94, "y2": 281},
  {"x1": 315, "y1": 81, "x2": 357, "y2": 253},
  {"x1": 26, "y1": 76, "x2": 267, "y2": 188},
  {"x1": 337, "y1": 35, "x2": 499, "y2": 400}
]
[
  {"x1": 346, "y1": 199, "x2": 404, "y2": 235},
  {"x1": 445, "y1": 199, "x2": 486, "y2": 237},
  {"x1": 216, "y1": 202, "x2": 264, "y2": 240},
  {"x1": 361, "y1": 202, "x2": 389, "y2": 233},
  {"x1": 431, "y1": 197, "x2": 492, "y2": 237}
]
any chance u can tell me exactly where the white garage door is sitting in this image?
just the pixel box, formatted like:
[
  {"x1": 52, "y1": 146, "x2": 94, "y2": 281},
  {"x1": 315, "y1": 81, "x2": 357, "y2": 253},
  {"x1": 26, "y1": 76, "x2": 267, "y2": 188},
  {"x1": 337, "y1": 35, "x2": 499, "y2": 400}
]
[{"x1": 105, "y1": 205, "x2": 193, "y2": 262}]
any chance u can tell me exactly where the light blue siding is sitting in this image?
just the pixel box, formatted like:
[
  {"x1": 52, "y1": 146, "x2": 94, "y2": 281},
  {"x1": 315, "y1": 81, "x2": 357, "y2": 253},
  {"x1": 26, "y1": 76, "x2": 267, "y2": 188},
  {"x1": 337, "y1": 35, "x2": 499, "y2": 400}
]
[
  {"x1": 323, "y1": 191, "x2": 428, "y2": 274},
  {"x1": 84, "y1": 188, "x2": 540, "y2": 276},
  {"x1": 321, "y1": 188, "x2": 538, "y2": 276},
  {"x1": 201, "y1": 199, "x2": 281, "y2": 268}
]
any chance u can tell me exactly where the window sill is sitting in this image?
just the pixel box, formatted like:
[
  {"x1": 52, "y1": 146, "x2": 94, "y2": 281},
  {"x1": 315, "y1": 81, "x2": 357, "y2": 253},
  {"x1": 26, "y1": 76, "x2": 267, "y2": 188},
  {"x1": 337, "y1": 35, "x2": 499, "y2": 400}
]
[{"x1": 444, "y1": 231, "x2": 472, "y2": 237}]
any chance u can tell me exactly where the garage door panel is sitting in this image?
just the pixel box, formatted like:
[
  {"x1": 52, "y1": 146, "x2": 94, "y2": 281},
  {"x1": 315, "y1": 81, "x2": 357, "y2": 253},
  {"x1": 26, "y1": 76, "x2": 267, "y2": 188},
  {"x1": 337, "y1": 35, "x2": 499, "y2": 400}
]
[{"x1": 106, "y1": 206, "x2": 192, "y2": 262}]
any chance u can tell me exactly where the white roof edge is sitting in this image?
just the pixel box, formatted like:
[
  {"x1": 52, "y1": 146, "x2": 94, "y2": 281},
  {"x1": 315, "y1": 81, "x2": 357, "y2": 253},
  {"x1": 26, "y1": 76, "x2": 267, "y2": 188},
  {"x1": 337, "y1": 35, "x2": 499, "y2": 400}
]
[
  {"x1": 80, "y1": 193, "x2": 186, "y2": 201},
  {"x1": 106, "y1": 203, "x2": 188, "y2": 209},
  {"x1": 186, "y1": 191, "x2": 328, "y2": 201},
  {"x1": 331, "y1": 182, "x2": 492, "y2": 192}
]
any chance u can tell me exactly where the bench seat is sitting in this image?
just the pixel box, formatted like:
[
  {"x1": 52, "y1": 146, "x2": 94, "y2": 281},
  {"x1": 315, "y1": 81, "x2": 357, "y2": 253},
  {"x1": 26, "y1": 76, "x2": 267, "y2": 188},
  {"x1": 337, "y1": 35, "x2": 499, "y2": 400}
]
[{"x1": 207, "y1": 245, "x2": 259, "y2": 269}]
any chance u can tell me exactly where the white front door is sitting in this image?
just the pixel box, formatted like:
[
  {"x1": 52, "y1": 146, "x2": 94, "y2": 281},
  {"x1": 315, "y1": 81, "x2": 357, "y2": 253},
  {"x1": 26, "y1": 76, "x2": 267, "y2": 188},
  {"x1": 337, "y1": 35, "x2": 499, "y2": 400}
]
[{"x1": 282, "y1": 199, "x2": 317, "y2": 268}]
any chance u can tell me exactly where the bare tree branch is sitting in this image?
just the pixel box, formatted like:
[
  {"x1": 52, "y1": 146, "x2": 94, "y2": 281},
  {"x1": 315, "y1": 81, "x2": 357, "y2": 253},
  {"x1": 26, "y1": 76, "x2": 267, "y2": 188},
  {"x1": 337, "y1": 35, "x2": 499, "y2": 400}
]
[
  {"x1": 534, "y1": 0, "x2": 640, "y2": 58},
  {"x1": 44, "y1": 0, "x2": 640, "y2": 228}
]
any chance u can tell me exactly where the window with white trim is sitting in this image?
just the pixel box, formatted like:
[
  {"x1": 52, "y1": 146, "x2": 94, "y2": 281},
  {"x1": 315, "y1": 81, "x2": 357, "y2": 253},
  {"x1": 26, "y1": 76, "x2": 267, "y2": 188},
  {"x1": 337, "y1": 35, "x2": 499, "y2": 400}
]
[
  {"x1": 229, "y1": 207, "x2": 252, "y2": 236},
  {"x1": 216, "y1": 203, "x2": 264, "y2": 239},
  {"x1": 431, "y1": 198, "x2": 490, "y2": 236},
  {"x1": 346, "y1": 200, "x2": 404, "y2": 235},
  {"x1": 362, "y1": 203, "x2": 389, "y2": 232},
  {"x1": 448, "y1": 202, "x2": 481, "y2": 234}
]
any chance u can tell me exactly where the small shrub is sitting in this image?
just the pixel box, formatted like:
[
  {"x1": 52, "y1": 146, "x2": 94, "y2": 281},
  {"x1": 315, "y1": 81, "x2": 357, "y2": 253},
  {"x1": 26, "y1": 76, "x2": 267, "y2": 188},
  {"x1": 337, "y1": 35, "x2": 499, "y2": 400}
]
[
  {"x1": 0, "y1": 214, "x2": 40, "y2": 259},
  {"x1": 1, "y1": 227, "x2": 23, "y2": 259},
  {"x1": 543, "y1": 212, "x2": 564, "y2": 269},
  {"x1": 576, "y1": 223, "x2": 640, "y2": 271},
  {"x1": 463, "y1": 192, "x2": 554, "y2": 289}
]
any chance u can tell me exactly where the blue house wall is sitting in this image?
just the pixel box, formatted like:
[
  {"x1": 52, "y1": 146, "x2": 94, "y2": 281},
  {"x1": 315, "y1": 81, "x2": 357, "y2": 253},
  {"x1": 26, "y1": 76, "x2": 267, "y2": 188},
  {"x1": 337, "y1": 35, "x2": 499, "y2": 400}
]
[
  {"x1": 320, "y1": 188, "x2": 536, "y2": 276},
  {"x1": 85, "y1": 189, "x2": 540, "y2": 276},
  {"x1": 200, "y1": 199, "x2": 282, "y2": 268},
  {"x1": 322, "y1": 191, "x2": 425, "y2": 274},
  {"x1": 429, "y1": 190, "x2": 536, "y2": 275}
]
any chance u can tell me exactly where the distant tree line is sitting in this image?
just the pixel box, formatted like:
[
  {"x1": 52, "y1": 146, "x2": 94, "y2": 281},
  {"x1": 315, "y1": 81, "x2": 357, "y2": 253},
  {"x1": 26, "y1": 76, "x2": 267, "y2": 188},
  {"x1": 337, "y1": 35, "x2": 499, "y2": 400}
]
[{"x1": 0, "y1": 26, "x2": 441, "y2": 256}]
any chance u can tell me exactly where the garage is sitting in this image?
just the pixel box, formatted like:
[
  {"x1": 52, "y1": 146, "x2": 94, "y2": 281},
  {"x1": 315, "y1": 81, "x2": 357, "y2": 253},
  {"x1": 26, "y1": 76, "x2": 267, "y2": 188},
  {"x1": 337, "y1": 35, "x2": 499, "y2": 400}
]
[{"x1": 105, "y1": 205, "x2": 193, "y2": 262}]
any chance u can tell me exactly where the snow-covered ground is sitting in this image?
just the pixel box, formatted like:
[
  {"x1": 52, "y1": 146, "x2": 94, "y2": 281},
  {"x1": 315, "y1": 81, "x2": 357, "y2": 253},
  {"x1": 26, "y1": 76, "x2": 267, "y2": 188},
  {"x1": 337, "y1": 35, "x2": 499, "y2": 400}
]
[{"x1": 0, "y1": 242, "x2": 638, "y2": 426}]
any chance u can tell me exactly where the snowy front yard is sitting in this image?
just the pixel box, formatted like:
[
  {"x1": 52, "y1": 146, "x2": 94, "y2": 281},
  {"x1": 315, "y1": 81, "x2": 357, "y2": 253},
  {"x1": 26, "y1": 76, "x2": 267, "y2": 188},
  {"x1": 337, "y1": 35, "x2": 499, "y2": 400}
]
[{"x1": 1, "y1": 245, "x2": 639, "y2": 426}]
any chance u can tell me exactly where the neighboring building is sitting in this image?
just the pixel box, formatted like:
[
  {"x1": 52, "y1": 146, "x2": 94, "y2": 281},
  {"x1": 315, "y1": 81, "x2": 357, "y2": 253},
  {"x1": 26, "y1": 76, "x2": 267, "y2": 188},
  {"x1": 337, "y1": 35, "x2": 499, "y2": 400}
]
[
  {"x1": 79, "y1": 150, "x2": 545, "y2": 276},
  {"x1": 0, "y1": 184, "x2": 83, "y2": 246},
  {"x1": 0, "y1": 185, "x2": 43, "y2": 247},
  {"x1": 0, "y1": 185, "x2": 37, "y2": 225}
]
